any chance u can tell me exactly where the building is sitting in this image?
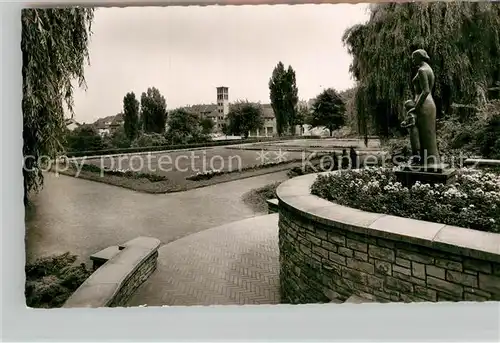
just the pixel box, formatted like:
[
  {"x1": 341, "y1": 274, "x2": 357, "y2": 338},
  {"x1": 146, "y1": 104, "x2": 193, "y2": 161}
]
[
  {"x1": 92, "y1": 113, "x2": 124, "y2": 137},
  {"x1": 183, "y1": 86, "x2": 303, "y2": 137},
  {"x1": 248, "y1": 104, "x2": 276, "y2": 137},
  {"x1": 65, "y1": 118, "x2": 81, "y2": 131}
]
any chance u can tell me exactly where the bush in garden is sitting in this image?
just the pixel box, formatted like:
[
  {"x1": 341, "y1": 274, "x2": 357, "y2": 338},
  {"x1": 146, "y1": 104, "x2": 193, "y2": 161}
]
[
  {"x1": 25, "y1": 252, "x2": 92, "y2": 308},
  {"x1": 311, "y1": 167, "x2": 500, "y2": 233},
  {"x1": 131, "y1": 132, "x2": 169, "y2": 147},
  {"x1": 476, "y1": 102, "x2": 500, "y2": 159}
]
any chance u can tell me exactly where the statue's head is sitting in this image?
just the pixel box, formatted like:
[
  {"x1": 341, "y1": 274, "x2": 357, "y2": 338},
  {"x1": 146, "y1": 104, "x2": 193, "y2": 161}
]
[
  {"x1": 412, "y1": 49, "x2": 430, "y2": 65},
  {"x1": 404, "y1": 99, "x2": 415, "y2": 111}
]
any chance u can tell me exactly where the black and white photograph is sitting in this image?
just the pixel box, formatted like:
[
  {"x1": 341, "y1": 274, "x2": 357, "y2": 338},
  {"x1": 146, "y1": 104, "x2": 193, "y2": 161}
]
[{"x1": 21, "y1": 1, "x2": 500, "y2": 311}]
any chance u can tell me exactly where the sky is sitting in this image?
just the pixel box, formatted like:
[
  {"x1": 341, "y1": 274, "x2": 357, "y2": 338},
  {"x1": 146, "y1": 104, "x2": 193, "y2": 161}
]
[{"x1": 72, "y1": 4, "x2": 370, "y2": 124}]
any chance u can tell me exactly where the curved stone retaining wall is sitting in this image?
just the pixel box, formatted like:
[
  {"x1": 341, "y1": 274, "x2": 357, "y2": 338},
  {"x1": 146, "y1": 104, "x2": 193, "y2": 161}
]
[
  {"x1": 63, "y1": 236, "x2": 161, "y2": 308},
  {"x1": 276, "y1": 173, "x2": 500, "y2": 303}
]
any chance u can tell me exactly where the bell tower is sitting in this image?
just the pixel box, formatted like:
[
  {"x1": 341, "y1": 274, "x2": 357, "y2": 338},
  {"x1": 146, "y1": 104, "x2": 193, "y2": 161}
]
[{"x1": 216, "y1": 86, "x2": 229, "y2": 117}]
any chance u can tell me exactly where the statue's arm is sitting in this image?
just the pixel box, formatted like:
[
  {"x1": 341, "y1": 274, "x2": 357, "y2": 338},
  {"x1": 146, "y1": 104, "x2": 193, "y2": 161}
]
[{"x1": 414, "y1": 69, "x2": 430, "y2": 112}]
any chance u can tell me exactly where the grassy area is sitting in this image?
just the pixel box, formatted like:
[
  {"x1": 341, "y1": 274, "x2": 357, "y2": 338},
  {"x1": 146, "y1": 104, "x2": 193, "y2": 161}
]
[
  {"x1": 55, "y1": 158, "x2": 303, "y2": 194},
  {"x1": 242, "y1": 181, "x2": 283, "y2": 213}
]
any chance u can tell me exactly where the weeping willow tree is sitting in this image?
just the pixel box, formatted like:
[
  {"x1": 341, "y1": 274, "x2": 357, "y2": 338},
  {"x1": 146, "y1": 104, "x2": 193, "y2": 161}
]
[
  {"x1": 22, "y1": 8, "x2": 94, "y2": 205},
  {"x1": 343, "y1": 2, "x2": 500, "y2": 138}
]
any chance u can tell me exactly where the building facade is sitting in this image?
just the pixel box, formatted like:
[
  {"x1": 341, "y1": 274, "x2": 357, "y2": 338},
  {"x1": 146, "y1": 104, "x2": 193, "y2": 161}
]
[{"x1": 184, "y1": 86, "x2": 304, "y2": 137}]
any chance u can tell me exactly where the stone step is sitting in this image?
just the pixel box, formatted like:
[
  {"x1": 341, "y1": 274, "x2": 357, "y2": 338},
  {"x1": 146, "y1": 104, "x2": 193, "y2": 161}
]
[{"x1": 266, "y1": 198, "x2": 279, "y2": 214}]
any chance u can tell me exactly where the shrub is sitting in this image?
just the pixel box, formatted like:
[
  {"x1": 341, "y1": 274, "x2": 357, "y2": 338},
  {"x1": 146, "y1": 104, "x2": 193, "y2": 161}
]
[
  {"x1": 66, "y1": 125, "x2": 105, "y2": 152},
  {"x1": 476, "y1": 101, "x2": 500, "y2": 159},
  {"x1": 70, "y1": 162, "x2": 168, "y2": 182},
  {"x1": 131, "y1": 133, "x2": 169, "y2": 148},
  {"x1": 242, "y1": 181, "x2": 282, "y2": 212},
  {"x1": 186, "y1": 159, "x2": 300, "y2": 181},
  {"x1": 311, "y1": 168, "x2": 500, "y2": 233},
  {"x1": 25, "y1": 252, "x2": 92, "y2": 308},
  {"x1": 65, "y1": 135, "x2": 323, "y2": 158}
]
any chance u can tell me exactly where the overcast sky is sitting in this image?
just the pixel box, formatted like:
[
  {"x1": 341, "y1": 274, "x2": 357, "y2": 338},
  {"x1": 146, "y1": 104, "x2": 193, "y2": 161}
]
[{"x1": 71, "y1": 4, "x2": 369, "y2": 124}]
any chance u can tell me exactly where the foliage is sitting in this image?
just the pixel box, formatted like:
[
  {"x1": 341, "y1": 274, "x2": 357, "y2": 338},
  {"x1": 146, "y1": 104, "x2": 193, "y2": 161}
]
[
  {"x1": 131, "y1": 132, "x2": 169, "y2": 147},
  {"x1": 186, "y1": 159, "x2": 296, "y2": 181},
  {"x1": 339, "y1": 87, "x2": 366, "y2": 135},
  {"x1": 476, "y1": 101, "x2": 500, "y2": 159},
  {"x1": 70, "y1": 162, "x2": 168, "y2": 182},
  {"x1": 101, "y1": 125, "x2": 131, "y2": 149},
  {"x1": 434, "y1": 100, "x2": 500, "y2": 160},
  {"x1": 242, "y1": 181, "x2": 283, "y2": 213},
  {"x1": 200, "y1": 117, "x2": 215, "y2": 135},
  {"x1": 295, "y1": 102, "x2": 310, "y2": 127},
  {"x1": 65, "y1": 135, "x2": 323, "y2": 158},
  {"x1": 269, "y1": 62, "x2": 299, "y2": 135},
  {"x1": 25, "y1": 252, "x2": 91, "y2": 308},
  {"x1": 166, "y1": 109, "x2": 208, "y2": 144},
  {"x1": 66, "y1": 125, "x2": 104, "y2": 152},
  {"x1": 22, "y1": 8, "x2": 94, "y2": 204},
  {"x1": 123, "y1": 92, "x2": 140, "y2": 141},
  {"x1": 141, "y1": 87, "x2": 167, "y2": 133},
  {"x1": 342, "y1": 2, "x2": 500, "y2": 137},
  {"x1": 311, "y1": 168, "x2": 500, "y2": 233},
  {"x1": 226, "y1": 101, "x2": 264, "y2": 138},
  {"x1": 309, "y1": 88, "x2": 346, "y2": 136}
]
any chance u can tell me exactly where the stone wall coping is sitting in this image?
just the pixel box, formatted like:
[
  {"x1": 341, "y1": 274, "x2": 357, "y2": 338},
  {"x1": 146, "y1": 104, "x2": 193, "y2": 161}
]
[
  {"x1": 276, "y1": 172, "x2": 500, "y2": 263},
  {"x1": 63, "y1": 236, "x2": 161, "y2": 308},
  {"x1": 464, "y1": 158, "x2": 500, "y2": 167}
]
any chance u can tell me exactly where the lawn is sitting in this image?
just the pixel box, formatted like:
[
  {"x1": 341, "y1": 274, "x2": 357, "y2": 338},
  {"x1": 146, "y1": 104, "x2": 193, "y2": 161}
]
[{"x1": 56, "y1": 146, "x2": 310, "y2": 193}]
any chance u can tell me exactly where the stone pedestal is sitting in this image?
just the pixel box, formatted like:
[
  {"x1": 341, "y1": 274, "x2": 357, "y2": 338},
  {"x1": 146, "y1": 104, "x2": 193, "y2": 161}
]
[{"x1": 395, "y1": 164, "x2": 456, "y2": 188}]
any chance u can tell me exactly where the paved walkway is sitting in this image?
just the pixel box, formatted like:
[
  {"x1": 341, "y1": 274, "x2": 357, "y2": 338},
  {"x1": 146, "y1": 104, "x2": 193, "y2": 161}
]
[
  {"x1": 129, "y1": 214, "x2": 280, "y2": 306},
  {"x1": 25, "y1": 171, "x2": 288, "y2": 263}
]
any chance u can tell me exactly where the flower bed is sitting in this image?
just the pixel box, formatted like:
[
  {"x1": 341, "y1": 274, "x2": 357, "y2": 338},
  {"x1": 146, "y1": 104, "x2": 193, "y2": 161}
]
[
  {"x1": 71, "y1": 163, "x2": 168, "y2": 182},
  {"x1": 310, "y1": 167, "x2": 500, "y2": 233},
  {"x1": 185, "y1": 159, "x2": 300, "y2": 181}
]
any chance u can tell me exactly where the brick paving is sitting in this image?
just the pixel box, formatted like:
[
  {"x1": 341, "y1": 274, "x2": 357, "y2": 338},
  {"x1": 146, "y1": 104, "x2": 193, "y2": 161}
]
[
  {"x1": 26, "y1": 171, "x2": 288, "y2": 263},
  {"x1": 128, "y1": 214, "x2": 280, "y2": 306}
]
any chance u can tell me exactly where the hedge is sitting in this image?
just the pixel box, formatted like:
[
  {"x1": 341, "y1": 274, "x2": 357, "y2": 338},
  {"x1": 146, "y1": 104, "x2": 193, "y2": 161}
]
[{"x1": 64, "y1": 135, "x2": 323, "y2": 158}]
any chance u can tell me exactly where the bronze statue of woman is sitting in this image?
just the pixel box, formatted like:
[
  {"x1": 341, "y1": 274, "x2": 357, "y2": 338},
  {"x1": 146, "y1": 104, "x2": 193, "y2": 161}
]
[{"x1": 411, "y1": 49, "x2": 440, "y2": 166}]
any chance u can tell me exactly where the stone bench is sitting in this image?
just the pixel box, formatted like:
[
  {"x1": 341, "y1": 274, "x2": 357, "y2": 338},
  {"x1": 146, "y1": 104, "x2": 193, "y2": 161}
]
[
  {"x1": 63, "y1": 236, "x2": 161, "y2": 308},
  {"x1": 266, "y1": 198, "x2": 279, "y2": 214},
  {"x1": 90, "y1": 245, "x2": 123, "y2": 271}
]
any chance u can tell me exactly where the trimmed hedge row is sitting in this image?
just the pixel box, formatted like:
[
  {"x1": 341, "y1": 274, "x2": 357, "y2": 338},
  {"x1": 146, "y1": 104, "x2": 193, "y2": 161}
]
[{"x1": 65, "y1": 135, "x2": 323, "y2": 158}]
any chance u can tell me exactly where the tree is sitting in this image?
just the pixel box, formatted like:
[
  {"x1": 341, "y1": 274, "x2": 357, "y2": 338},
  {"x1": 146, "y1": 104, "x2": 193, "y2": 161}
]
[
  {"x1": 123, "y1": 92, "x2": 140, "y2": 141},
  {"x1": 200, "y1": 117, "x2": 215, "y2": 135},
  {"x1": 342, "y1": 2, "x2": 500, "y2": 138},
  {"x1": 67, "y1": 125, "x2": 104, "y2": 152},
  {"x1": 166, "y1": 109, "x2": 206, "y2": 144},
  {"x1": 309, "y1": 88, "x2": 346, "y2": 136},
  {"x1": 269, "y1": 62, "x2": 299, "y2": 136},
  {"x1": 141, "y1": 87, "x2": 167, "y2": 133},
  {"x1": 22, "y1": 8, "x2": 94, "y2": 204},
  {"x1": 107, "y1": 126, "x2": 130, "y2": 149},
  {"x1": 295, "y1": 102, "x2": 310, "y2": 125},
  {"x1": 339, "y1": 87, "x2": 359, "y2": 134},
  {"x1": 227, "y1": 101, "x2": 264, "y2": 138}
]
